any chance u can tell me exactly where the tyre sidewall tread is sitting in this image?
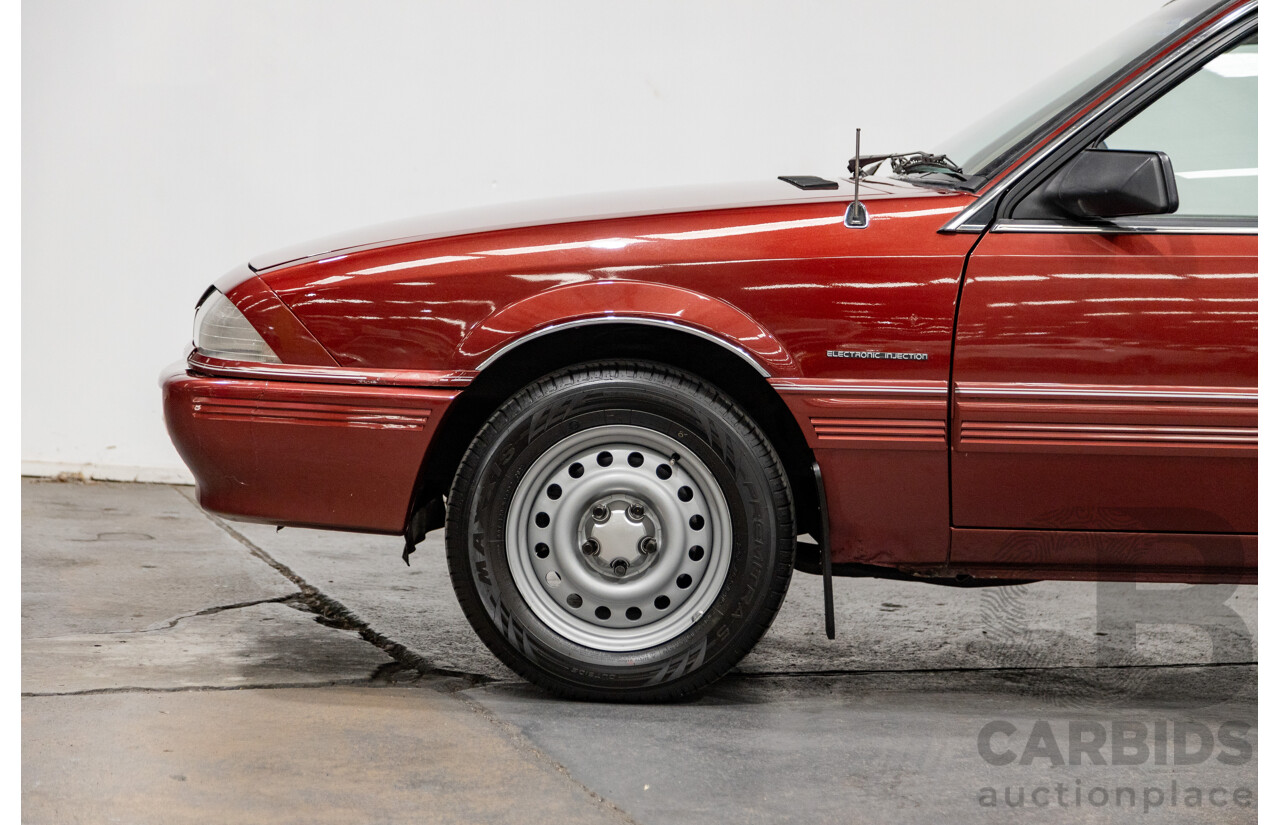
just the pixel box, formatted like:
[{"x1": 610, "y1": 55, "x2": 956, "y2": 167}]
[{"x1": 447, "y1": 361, "x2": 794, "y2": 701}]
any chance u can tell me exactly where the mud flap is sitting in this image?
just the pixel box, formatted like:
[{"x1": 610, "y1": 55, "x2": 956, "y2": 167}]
[
  {"x1": 813, "y1": 462, "x2": 835, "y2": 640},
  {"x1": 401, "y1": 496, "x2": 445, "y2": 566}
]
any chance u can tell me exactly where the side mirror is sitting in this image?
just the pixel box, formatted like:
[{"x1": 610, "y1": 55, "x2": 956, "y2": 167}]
[{"x1": 1040, "y1": 149, "x2": 1179, "y2": 220}]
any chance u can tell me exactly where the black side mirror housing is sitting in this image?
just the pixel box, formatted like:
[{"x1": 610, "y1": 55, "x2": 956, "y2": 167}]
[{"x1": 1020, "y1": 149, "x2": 1180, "y2": 220}]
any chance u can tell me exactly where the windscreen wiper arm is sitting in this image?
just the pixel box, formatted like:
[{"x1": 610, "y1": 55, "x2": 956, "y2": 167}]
[
  {"x1": 846, "y1": 150, "x2": 966, "y2": 181},
  {"x1": 890, "y1": 152, "x2": 966, "y2": 180},
  {"x1": 846, "y1": 153, "x2": 895, "y2": 176}
]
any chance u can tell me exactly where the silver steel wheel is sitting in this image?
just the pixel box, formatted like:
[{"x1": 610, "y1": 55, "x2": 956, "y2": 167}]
[{"x1": 505, "y1": 424, "x2": 732, "y2": 652}]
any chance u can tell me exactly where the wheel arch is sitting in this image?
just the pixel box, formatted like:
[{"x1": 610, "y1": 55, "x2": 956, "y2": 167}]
[
  {"x1": 455, "y1": 279, "x2": 800, "y2": 376},
  {"x1": 411, "y1": 319, "x2": 819, "y2": 542}
]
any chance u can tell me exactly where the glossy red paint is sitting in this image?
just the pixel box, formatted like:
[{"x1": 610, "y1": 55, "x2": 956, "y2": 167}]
[
  {"x1": 774, "y1": 379, "x2": 949, "y2": 566},
  {"x1": 162, "y1": 175, "x2": 1257, "y2": 576},
  {"x1": 255, "y1": 181, "x2": 972, "y2": 380},
  {"x1": 163, "y1": 362, "x2": 457, "y2": 533},
  {"x1": 245, "y1": 182, "x2": 974, "y2": 566},
  {"x1": 952, "y1": 231, "x2": 1257, "y2": 541},
  {"x1": 160, "y1": 0, "x2": 1257, "y2": 591}
]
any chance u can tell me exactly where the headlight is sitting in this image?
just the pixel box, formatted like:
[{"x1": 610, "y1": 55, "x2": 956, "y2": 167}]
[{"x1": 193, "y1": 289, "x2": 282, "y2": 363}]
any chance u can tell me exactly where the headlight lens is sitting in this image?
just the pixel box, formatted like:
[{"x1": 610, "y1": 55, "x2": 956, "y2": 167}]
[{"x1": 193, "y1": 289, "x2": 282, "y2": 363}]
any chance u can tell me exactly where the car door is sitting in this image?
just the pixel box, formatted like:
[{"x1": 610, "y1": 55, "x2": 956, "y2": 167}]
[{"x1": 949, "y1": 26, "x2": 1257, "y2": 572}]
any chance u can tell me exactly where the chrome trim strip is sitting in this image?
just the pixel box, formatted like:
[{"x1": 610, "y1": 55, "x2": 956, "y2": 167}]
[
  {"x1": 958, "y1": 422, "x2": 1256, "y2": 443},
  {"x1": 956, "y1": 385, "x2": 1256, "y2": 402},
  {"x1": 990, "y1": 219, "x2": 1258, "y2": 236},
  {"x1": 781, "y1": 383, "x2": 1254, "y2": 402},
  {"x1": 188, "y1": 351, "x2": 474, "y2": 388},
  {"x1": 771, "y1": 382, "x2": 948, "y2": 396},
  {"x1": 475, "y1": 317, "x2": 773, "y2": 377},
  {"x1": 940, "y1": 1, "x2": 1258, "y2": 234}
]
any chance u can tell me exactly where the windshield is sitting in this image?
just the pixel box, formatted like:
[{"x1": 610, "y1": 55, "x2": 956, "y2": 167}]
[{"x1": 933, "y1": 0, "x2": 1230, "y2": 183}]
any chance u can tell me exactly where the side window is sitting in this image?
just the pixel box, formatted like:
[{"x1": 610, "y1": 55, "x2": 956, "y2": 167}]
[{"x1": 1104, "y1": 34, "x2": 1257, "y2": 218}]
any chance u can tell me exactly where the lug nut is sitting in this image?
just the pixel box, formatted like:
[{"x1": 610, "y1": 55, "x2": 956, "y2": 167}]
[
  {"x1": 628, "y1": 504, "x2": 646, "y2": 521},
  {"x1": 611, "y1": 559, "x2": 629, "y2": 576},
  {"x1": 581, "y1": 538, "x2": 600, "y2": 556},
  {"x1": 591, "y1": 504, "x2": 609, "y2": 521},
  {"x1": 639, "y1": 536, "x2": 658, "y2": 555}
]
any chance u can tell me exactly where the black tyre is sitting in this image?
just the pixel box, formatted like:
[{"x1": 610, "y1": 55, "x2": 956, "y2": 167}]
[{"x1": 446, "y1": 361, "x2": 794, "y2": 701}]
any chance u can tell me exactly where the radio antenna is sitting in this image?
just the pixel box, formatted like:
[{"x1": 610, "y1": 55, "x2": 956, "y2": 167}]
[
  {"x1": 854, "y1": 128, "x2": 861, "y2": 197},
  {"x1": 849, "y1": 128, "x2": 867, "y2": 227}
]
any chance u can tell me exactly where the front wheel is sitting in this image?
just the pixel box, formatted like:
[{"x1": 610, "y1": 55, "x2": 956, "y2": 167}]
[{"x1": 446, "y1": 361, "x2": 794, "y2": 701}]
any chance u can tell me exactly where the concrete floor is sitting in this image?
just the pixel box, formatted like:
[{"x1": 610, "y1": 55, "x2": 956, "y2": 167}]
[{"x1": 22, "y1": 479, "x2": 1257, "y2": 824}]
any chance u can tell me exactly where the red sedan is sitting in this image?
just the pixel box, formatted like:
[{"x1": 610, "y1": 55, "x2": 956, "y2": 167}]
[{"x1": 163, "y1": 0, "x2": 1257, "y2": 700}]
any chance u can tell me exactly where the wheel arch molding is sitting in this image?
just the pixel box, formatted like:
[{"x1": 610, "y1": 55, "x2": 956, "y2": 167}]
[
  {"x1": 409, "y1": 319, "x2": 820, "y2": 545},
  {"x1": 456, "y1": 280, "x2": 800, "y2": 378}
]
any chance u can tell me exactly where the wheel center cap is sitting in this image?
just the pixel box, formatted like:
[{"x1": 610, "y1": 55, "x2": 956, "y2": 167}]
[{"x1": 582, "y1": 496, "x2": 658, "y2": 576}]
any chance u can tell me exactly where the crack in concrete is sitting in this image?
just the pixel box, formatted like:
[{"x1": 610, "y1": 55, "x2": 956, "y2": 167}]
[
  {"x1": 21, "y1": 597, "x2": 311, "y2": 643},
  {"x1": 166, "y1": 487, "x2": 1260, "y2": 691},
  {"x1": 122, "y1": 594, "x2": 303, "y2": 634},
  {"x1": 25, "y1": 661, "x2": 1257, "y2": 699},
  {"x1": 21, "y1": 661, "x2": 469, "y2": 700},
  {"x1": 21, "y1": 678, "x2": 412, "y2": 698},
  {"x1": 169, "y1": 486, "x2": 494, "y2": 687},
  {"x1": 164, "y1": 489, "x2": 637, "y2": 823},
  {"x1": 54, "y1": 484, "x2": 1248, "y2": 825}
]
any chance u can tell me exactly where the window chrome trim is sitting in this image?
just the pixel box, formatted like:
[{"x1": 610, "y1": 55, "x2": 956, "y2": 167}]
[
  {"x1": 939, "y1": 0, "x2": 1257, "y2": 234},
  {"x1": 475, "y1": 317, "x2": 773, "y2": 377},
  {"x1": 990, "y1": 219, "x2": 1258, "y2": 236}
]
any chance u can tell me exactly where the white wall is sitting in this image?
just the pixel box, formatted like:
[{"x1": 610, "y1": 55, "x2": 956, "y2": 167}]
[{"x1": 23, "y1": 0, "x2": 1166, "y2": 482}]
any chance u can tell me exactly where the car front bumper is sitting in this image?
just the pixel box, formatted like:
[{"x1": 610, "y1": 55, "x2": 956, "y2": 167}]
[{"x1": 161, "y1": 360, "x2": 460, "y2": 534}]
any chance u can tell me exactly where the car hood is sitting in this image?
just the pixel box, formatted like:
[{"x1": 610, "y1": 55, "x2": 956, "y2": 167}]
[{"x1": 249, "y1": 176, "x2": 944, "y2": 272}]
